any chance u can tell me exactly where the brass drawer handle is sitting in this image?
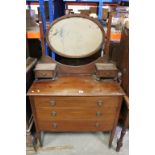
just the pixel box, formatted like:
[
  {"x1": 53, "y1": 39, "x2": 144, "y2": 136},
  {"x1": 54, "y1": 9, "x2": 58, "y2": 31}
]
[
  {"x1": 95, "y1": 123, "x2": 101, "y2": 128},
  {"x1": 49, "y1": 100, "x2": 56, "y2": 106},
  {"x1": 96, "y1": 111, "x2": 102, "y2": 117},
  {"x1": 52, "y1": 123, "x2": 57, "y2": 128},
  {"x1": 97, "y1": 100, "x2": 104, "y2": 107},
  {"x1": 41, "y1": 72, "x2": 47, "y2": 76},
  {"x1": 51, "y1": 111, "x2": 57, "y2": 117}
]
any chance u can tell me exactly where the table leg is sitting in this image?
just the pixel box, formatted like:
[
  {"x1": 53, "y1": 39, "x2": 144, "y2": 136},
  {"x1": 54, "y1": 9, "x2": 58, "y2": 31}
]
[
  {"x1": 116, "y1": 95, "x2": 129, "y2": 151},
  {"x1": 36, "y1": 132, "x2": 42, "y2": 147},
  {"x1": 32, "y1": 135, "x2": 38, "y2": 152},
  {"x1": 109, "y1": 98, "x2": 122, "y2": 148},
  {"x1": 116, "y1": 127, "x2": 126, "y2": 152}
]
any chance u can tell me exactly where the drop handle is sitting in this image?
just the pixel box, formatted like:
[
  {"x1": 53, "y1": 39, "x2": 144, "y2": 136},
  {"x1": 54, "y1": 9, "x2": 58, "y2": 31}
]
[
  {"x1": 49, "y1": 100, "x2": 56, "y2": 106},
  {"x1": 52, "y1": 123, "x2": 57, "y2": 128},
  {"x1": 97, "y1": 100, "x2": 104, "y2": 107},
  {"x1": 42, "y1": 72, "x2": 47, "y2": 76},
  {"x1": 51, "y1": 111, "x2": 57, "y2": 116},
  {"x1": 96, "y1": 111, "x2": 102, "y2": 117}
]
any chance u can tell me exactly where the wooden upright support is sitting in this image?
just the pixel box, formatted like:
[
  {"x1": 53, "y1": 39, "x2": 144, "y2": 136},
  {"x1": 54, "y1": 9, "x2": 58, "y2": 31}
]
[
  {"x1": 38, "y1": 8, "x2": 46, "y2": 56},
  {"x1": 105, "y1": 13, "x2": 112, "y2": 60}
]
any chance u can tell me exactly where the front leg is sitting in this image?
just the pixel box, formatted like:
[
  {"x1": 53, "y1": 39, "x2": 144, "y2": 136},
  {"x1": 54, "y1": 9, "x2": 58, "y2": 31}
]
[
  {"x1": 32, "y1": 135, "x2": 38, "y2": 151},
  {"x1": 36, "y1": 132, "x2": 42, "y2": 147},
  {"x1": 116, "y1": 127, "x2": 126, "y2": 152},
  {"x1": 109, "y1": 98, "x2": 122, "y2": 148},
  {"x1": 116, "y1": 95, "x2": 129, "y2": 151},
  {"x1": 109, "y1": 129, "x2": 116, "y2": 148}
]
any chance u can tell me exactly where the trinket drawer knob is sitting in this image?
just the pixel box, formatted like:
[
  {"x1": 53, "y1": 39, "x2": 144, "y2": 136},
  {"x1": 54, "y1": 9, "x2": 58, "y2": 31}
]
[
  {"x1": 95, "y1": 123, "x2": 101, "y2": 128},
  {"x1": 49, "y1": 100, "x2": 56, "y2": 106},
  {"x1": 41, "y1": 73, "x2": 47, "y2": 76},
  {"x1": 52, "y1": 123, "x2": 57, "y2": 128},
  {"x1": 97, "y1": 100, "x2": 104, "y2": 107},
  {"x1": 51, "y1": 111, "x2": 57, "y2": 116},
  {"x1": 96, "y1": 111, "x2": 102, "y2": 117}
]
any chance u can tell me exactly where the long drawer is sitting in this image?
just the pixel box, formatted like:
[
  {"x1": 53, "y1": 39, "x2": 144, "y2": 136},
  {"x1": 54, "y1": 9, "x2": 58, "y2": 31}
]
[
  {"x1": 34, "y1": 96, "x2": 120, "y2": 109},
  {"x1": 38, "y1": 120, "x2": 114, "y2": 132},
  {"x1": 36, "y1": 107, "x2": 117, "y2": 121}
]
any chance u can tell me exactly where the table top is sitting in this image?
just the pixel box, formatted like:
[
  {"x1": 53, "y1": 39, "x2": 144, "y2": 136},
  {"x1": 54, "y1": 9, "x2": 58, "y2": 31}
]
[{"x1": 27, "y1": 76, "x2": 124, "y2": 96}]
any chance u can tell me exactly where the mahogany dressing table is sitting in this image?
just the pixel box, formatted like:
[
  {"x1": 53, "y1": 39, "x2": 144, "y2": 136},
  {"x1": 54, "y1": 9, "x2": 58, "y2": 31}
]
[{"x1": 27, "y1": 15, "x2": 125, "y2": 149}]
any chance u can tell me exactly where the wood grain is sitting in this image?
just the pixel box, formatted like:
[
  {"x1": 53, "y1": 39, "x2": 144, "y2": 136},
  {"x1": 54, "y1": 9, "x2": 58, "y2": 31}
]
[
  {"x1": 38, "y1": 120, "x2": 114, "y2": 132},
  {"x1": 27, "y1": 76, "x2": 125, "y2": 96},
  {"x1": 35, "y1": 70, "x2": 55, "y2": 79},
  {"x1": 28, "y1": 76, "x2": 124, "y2": 148},
  {"x1": 36, "y1": 107, "x2": 117, "y2": 121},
  {"x1": 34, "y1": 96, "x2": 120, "y2": 108}
]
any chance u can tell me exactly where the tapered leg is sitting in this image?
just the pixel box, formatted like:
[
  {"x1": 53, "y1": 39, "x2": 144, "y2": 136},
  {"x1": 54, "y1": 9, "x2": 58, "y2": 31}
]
[
  {"x1": 109, "y1": 97, "x2": 123, "y2": 148},
  {"x1": 32, "y1": 135, "x2": 38, "y2": 152},
  {"x1": 109, "y1": 129, "x2": 116, "y2": 148},
  {"x1": 116, "y1": 128, "x2": 126, "y2": 152},
  {"x1": 36, "y1": 132, "x2": 42, "y2": 147},
  {"x1": 116, "y1": 103, "x2": 129, "y2": 152}
]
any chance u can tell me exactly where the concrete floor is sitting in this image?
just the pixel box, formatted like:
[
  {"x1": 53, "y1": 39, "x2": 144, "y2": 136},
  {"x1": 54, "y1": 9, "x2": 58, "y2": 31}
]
[{"x1": 27, "y1": 126, "x2": 129, "y2": 155}]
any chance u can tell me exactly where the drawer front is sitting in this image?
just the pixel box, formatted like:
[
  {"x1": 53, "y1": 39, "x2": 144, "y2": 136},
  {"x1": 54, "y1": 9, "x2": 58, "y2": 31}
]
[
  {"x1": 35, "y1": 70, "x2": 53, "y2": 78},
  {"x1": 36, "y1": 107, "x2": 117, "y2": 121},
  {"x1": 34, "y1": 96, "x2": 120, "y2": 109},
  {"x1": 38, "y1": 120, "x2": 114, "y2": 132},
  {"x1": 96, "y1": 70, "x2": 118, "y2": 78}
]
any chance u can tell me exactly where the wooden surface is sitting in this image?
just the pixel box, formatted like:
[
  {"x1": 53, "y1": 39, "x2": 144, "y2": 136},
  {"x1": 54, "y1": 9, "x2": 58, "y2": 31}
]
[
  {"x1": 34, "y1": 96, "x2": 120, "y2": 108},
  {"x1": 35, "y1": 70, "x2": 55, "y2": 79},
  {"x1": 38, "y1": 120, "x2": 114, "y2": 132},
  {"x1": 95, "y1": 63, "x2": 117, "y2": 70},
  {"x1": 34, "y1": 96, "x2": 120, "y2": 121},
  {"x1": 28, "y1": 76, "x2": 124, "y2": 148},
  {"x1": 118, "y1": 27, "x2": 129, "y2": 96},
  {"x1": 34, "y1": 63, "x2": 56, "y2": 70},
  {"x1": 96, "y1": 69, "x2": 118, "y2": 78},
  {"x1": 38, "y1": 7, "x2": 46, "y2": 56},
  {"x1": 34, "y1": 63, "x2": 57, "y2": 79},
  {"x1": 105, "y1": 13, "x2": 112, "y2": 60},
  {"x1": 95, "y1": 63, "x2": 118, "y2": 78},
  {"x1": 27, "y1": 76, "x2": 124, "y2": 96},
  {"x1": 27, "y1": 11, "x2": 125, "y2": 151},
  {"x1": 45, "y1": 56, "x2": 108, "y2": 75},
  {"x1": 110, "y1": 27, "x2": 129, "y2": 151},
  {"x1": 36, "y1": 107, "x2": 117, "y2": 121}
]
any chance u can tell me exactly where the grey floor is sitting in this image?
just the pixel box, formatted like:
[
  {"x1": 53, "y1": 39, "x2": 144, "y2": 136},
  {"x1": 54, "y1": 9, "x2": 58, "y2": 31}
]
[{"x1": 27, "y1": 126, "x2": 129, "y2": 155}]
